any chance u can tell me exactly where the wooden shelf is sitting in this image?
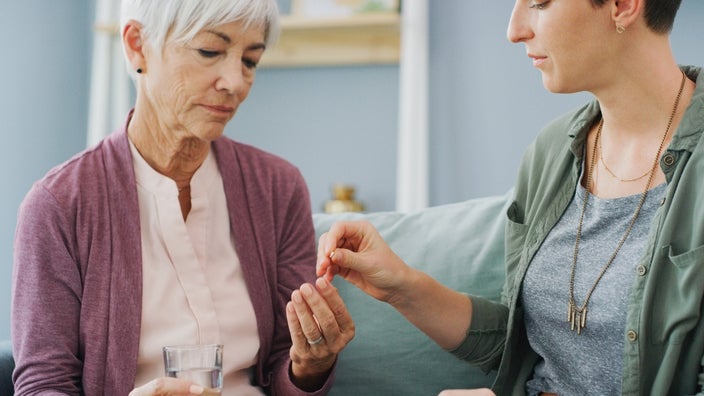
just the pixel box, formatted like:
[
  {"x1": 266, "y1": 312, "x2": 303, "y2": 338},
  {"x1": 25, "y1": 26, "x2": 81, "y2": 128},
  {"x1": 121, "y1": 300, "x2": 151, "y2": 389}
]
[{"x1": 260, "y1": 13, "x2": 401, "y2": 68}]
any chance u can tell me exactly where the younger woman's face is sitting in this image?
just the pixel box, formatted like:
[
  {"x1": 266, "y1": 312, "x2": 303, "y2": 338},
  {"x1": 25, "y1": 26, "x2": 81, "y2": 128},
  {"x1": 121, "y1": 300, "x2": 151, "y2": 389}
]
[{"x1": 506, "y1": 0, "x2": 615, "y2": 94}]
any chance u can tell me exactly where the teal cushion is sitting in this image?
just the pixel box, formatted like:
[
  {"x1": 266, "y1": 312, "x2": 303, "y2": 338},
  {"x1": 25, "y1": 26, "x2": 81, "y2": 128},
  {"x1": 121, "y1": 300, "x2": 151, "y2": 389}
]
[{"x1": 313, "y1": 192, "x2": 511, "y2": 396}]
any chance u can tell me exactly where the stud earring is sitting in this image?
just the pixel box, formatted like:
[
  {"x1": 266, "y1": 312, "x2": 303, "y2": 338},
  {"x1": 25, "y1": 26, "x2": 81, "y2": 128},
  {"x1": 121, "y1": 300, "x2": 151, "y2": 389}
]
[
  {"x1": 136, "y1": 68, "x2": 143, "y2": 74},
  {"x1": 616, "y1": 24, "x2": 626, "y2": 34}
]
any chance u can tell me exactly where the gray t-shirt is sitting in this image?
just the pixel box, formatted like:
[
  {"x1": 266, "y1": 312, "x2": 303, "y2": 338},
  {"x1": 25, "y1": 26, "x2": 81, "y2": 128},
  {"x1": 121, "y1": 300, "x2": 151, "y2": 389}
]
[{"x1": 522, "y1": 180, "x2": 667, "y2": 396}]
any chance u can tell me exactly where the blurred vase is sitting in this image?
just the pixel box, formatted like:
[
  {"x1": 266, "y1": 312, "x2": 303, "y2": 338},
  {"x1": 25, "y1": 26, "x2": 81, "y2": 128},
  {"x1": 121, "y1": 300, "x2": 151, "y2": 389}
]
[{"x1": 324, "y1": 184, "x2": 365, "y2": 213}]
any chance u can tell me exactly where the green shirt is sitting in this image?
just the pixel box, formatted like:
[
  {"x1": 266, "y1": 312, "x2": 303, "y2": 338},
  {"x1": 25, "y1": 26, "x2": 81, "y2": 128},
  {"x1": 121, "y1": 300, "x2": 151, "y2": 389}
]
[{"x1": 452, "y1": 65, "x2": 704, "y2": 396}]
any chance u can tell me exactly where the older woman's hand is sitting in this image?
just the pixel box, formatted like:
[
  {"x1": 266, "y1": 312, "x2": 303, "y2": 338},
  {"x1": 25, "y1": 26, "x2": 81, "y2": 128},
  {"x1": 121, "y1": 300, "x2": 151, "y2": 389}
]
[
  {"x1": 286, "y1": 277, "x2": 355, "y2": 391},
  {"x1": 129, "y1": 377, "x2": 208, "y2": 395}
]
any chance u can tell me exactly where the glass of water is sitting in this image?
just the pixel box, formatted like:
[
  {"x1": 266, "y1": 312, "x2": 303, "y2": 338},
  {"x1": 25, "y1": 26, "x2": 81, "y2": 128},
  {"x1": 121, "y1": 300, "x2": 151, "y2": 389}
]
[{"x1": 163, "y1": 344, "x2": 223, "y2": 395}]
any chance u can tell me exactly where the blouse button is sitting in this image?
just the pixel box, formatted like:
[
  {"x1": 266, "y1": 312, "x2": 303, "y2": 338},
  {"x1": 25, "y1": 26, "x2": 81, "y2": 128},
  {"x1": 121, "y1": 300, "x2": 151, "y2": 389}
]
[
  {"x1": 627, "y1": 330, "x2": 638, "y2": 342},
  {"x1": 636, "y1": 265, "x2": 647, "y2": 276},
  {"x1": 662, "y1": 153, "x2": 676, "y2": 167}
]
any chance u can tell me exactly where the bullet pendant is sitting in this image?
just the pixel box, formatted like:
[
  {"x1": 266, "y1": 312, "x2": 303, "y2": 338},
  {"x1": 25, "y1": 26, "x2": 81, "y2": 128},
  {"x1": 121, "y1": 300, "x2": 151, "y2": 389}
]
[
  {"x1": 568, "y1": 303, "x2": 587, "y2": 334},
  {"x1": 570, "y1": 310, "x2": 576, "y2": 332}
]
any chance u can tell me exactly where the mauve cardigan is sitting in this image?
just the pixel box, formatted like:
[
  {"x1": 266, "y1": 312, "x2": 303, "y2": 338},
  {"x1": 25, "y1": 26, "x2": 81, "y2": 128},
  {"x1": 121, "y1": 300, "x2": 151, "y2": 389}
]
[{"x1": 11, "y1": 120, "x2": 333, "y2": 395}]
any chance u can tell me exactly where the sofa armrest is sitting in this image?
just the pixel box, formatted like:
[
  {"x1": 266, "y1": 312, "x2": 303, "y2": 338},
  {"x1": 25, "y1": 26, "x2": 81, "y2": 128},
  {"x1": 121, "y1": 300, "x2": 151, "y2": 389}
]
[
  {"x1": 0, "y1": 339, "x2": 14, "y2": 395},
  {"x1": 313, "y1": 191, "x2": 511, "y2": 396}
]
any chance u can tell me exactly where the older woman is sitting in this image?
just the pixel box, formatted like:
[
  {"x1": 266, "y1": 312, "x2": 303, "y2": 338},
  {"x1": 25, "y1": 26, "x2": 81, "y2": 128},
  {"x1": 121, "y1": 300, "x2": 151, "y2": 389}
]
[
  {"x1": 317, "y1": 0, "x2": 704, "y2": 395},
  {"x1": 11, "y1": 1, "x2": 354, "y2": 395}
]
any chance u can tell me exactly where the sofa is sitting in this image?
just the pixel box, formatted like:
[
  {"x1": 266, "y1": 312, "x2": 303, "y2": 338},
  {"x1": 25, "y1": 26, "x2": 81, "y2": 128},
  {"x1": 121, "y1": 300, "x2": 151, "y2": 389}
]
[
  {"x1": 0, "y1": 191, "x2": 511, "y2": 395},
  {"x1": 0, "y1": 339, "x2": 13, "y2": 395}
]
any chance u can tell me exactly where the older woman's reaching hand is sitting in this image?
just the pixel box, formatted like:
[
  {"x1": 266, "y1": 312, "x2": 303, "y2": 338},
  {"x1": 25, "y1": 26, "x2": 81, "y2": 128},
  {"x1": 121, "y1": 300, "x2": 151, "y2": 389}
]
[{"x1": 287, "y1": 277, "x2": 355, "y2": 391}]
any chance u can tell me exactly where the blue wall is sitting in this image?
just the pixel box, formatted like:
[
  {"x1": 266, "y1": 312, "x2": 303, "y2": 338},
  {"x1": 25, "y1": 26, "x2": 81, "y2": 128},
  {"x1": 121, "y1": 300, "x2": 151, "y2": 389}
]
[
  {"x1": 0, "y1": 2, "x2": 91, "y2": 340},
  {"x1": 230, "y1": 66, "x2": 399, "y2": 212},
  {"x1": 0, "y1": 0, "x2": 702, "y2": 342}
]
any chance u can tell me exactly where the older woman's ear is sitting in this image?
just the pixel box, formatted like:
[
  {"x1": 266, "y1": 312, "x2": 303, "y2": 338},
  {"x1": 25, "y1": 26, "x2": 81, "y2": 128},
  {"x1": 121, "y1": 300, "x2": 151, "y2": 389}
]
[{"x1": 122, "y1": 20, "x2": 146, "y2": 75}]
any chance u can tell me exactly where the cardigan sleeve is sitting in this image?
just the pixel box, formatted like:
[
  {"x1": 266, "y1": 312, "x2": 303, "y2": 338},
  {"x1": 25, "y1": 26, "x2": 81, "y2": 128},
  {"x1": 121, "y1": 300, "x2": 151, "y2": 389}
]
[{"x1": 12, "y1": 183, "x2": 84, "y2": 396}]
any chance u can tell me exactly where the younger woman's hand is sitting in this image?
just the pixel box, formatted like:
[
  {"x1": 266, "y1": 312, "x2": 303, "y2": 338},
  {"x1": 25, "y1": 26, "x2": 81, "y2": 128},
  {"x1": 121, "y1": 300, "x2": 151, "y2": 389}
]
[{"x1": 316, "y1": 220, "x2": 414, "y2": 304}]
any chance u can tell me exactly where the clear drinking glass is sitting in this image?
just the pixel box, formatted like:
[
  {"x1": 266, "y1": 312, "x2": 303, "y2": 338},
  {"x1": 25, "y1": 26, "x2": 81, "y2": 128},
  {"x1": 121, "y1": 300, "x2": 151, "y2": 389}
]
[{"x1": 163, "y1": 344, "x2": 223, "y2": 395}]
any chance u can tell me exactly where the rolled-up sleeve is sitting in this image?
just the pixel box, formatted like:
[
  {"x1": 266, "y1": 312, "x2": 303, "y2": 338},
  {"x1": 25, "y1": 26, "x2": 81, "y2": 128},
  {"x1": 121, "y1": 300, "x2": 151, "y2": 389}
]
[{"x1": 449, "y1": 295, "x2": 509, "y2": 374}]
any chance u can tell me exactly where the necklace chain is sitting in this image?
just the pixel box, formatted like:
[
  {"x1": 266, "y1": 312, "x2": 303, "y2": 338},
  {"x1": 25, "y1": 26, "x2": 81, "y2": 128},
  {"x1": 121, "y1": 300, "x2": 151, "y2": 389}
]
[
  {"x1": 599, "y1": 139, "x2": 651, "y2": 182},
  {"x1": 567, "y1": 71, "x2": 687, "y2": 334}
]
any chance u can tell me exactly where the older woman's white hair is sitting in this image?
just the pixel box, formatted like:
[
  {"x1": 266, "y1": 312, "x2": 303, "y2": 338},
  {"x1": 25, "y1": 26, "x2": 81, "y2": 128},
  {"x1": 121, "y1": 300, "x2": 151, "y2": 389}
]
[{"x1": 121, "y1": 0, "x2": 280, "y2": 70}]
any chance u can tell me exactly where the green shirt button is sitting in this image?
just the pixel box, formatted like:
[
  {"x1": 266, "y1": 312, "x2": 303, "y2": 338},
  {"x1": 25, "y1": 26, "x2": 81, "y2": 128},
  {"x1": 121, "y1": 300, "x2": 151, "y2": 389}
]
[
  {"x1": 627, "y1": 330, "x2": 638, "y2": 342},
  {"x1": 636, "y1": 265, "x2": 647, "y2": 276}
]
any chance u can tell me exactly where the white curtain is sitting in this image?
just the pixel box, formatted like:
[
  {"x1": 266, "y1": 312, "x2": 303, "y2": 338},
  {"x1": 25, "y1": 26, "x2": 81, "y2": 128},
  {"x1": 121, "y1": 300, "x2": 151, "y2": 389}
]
[
  {"x1": 396, "y1": 0, "x2": 429, "y2": 212},
  {"x1": 87, "y1": 0, "x2": 132, "y2": 147}
]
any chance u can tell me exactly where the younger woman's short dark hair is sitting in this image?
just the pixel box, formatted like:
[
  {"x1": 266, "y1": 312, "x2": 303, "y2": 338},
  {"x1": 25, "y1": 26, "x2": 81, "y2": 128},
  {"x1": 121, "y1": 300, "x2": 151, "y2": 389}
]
[{"x1": 591, "y1": 0, "x2": 682, "y2": 33}]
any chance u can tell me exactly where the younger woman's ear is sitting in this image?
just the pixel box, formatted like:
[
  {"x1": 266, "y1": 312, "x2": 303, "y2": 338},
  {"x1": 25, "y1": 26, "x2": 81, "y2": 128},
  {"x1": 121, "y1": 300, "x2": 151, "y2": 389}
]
[{"x1": 611, "y1": 0, "x2": 644, "y2": 31}]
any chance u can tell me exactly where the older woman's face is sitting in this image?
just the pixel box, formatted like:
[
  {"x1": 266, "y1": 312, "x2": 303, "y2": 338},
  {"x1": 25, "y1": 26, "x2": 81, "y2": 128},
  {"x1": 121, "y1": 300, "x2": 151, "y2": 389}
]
[{"x1": 140, "y1": 20, "x2": 266, "y2": 141}]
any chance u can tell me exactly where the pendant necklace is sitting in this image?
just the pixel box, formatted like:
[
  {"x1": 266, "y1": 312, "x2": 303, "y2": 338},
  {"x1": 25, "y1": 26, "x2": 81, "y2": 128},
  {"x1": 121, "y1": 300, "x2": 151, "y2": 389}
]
[{"x1": 567, "y1": 71, "x2": 687, "y2": 334}]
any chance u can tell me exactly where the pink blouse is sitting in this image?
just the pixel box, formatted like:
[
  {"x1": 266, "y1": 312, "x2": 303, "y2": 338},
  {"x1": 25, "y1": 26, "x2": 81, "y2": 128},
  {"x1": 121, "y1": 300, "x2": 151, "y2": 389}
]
[{"x1": 130, "y1": 141, "x2": 263, "y2": 395}]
